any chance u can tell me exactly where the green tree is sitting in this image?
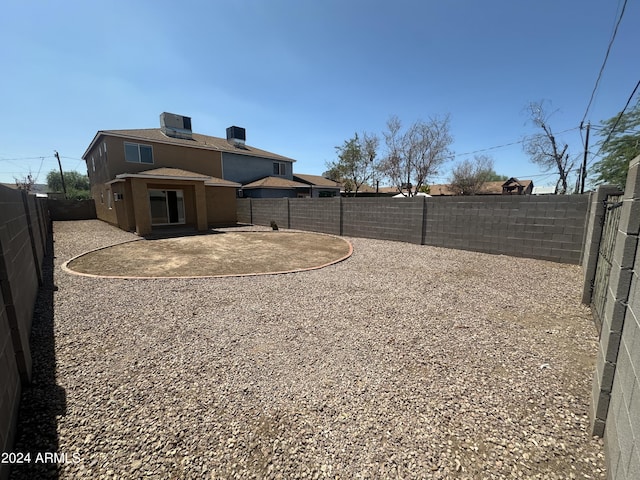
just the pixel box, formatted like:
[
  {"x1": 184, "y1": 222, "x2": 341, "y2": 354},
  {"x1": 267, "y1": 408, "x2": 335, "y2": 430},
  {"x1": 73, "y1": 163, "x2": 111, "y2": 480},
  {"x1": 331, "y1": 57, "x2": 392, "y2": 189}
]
[
  {"x1": 325, "y1": 132, "x2": 379, "y2": 196},
  {"x1": 591, "y1": 100, "x2": 640, "y2": 189},
  {"x1": 448, "y1": 155, "x2": 498, "y2": 195},
  {"x1": 46, "y1": 170, "x2": 91, "y2": 199},
  {"x1": 485, "y1": 170, "x2": 509, "y2": 182}
]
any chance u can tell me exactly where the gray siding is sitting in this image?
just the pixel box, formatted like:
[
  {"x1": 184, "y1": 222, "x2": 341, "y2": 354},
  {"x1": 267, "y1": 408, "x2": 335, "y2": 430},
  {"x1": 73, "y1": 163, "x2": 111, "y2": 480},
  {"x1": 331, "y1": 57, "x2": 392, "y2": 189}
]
[{"x1": 222, "y1": 152, "x2": 293, "y2": 184}]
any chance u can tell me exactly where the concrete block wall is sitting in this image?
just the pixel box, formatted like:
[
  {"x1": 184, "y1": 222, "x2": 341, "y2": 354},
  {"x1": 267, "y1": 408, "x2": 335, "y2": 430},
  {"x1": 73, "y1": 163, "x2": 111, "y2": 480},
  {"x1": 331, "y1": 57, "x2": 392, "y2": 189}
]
[
  {"x1": 241, "y1": 195, "x2": 590, "y2": 264},
  {"x1": 342, "y1": 197, "x2": 425, "y2": 244},
  {"x1": 250, "y1": 198, "x2": 290, "y2": 229},
  {"x1": 424, "y1": 195, "x2": 589, "y2": 264},
  {"x1": 0, "y1": 186, "x2": 49, "y2": 480},
  {"x1": 47, "y1": 198, "x2": 96, "y2": 221},
  {"x1": 587, "y1": 156, "x2": 640, "y2": 479},
  {"x1": 289, "y1": 198, "x2": 341, "y2": 235},
  {"x1": 0, "y1": 290, "x2": 20, "y2": 479},
  {"x1": 236, "y1": 198, "x2": 252, "y2": 224},
  {"x1": 0, "y1": 188, "x2": 40, "y2": 381}
]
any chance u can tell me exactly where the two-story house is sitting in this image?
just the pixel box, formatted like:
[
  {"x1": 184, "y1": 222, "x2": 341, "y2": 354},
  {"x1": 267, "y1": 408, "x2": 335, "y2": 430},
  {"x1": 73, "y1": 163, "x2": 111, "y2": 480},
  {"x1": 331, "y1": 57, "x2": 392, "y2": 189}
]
[{"x1": 82, "y1": 112, "x2": 297, "y2": 235}]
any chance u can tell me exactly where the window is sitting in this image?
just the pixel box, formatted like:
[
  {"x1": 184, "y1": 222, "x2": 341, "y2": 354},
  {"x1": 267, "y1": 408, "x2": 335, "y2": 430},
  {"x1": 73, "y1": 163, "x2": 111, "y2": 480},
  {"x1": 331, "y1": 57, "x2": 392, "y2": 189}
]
[
  {"x1": 273, "y1": 162, "x2": 286, "y2": 176},
  {"x1": 107, "y1": 188, "x2": 112, "y2": 209},
  {"x1": 124, "y1": 142, "x2": 153, "y2": 164},
  {"x1": 103, "y1": 141, "x2": 107, "y2": 153},
  {"x1": 92, "y1": 156, "x2": 95, "y2": 171}
]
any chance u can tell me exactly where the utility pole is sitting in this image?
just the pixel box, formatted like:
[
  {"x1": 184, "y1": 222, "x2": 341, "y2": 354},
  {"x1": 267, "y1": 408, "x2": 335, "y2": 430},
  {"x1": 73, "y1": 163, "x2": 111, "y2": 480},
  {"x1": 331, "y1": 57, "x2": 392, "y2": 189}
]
[
  {"x1": 580, "y1": 122, "x2": 590, "y2": 194},
  {"x1": 54, "y1": 150, "x2": 67, "y2": 198}
]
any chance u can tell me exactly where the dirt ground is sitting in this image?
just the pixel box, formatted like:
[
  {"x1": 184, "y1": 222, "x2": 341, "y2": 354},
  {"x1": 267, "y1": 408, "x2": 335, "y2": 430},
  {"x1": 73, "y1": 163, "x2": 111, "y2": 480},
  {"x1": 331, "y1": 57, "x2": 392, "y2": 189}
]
[{"x1": 64, "y1": 230, "x2": 353, "y2": 278}]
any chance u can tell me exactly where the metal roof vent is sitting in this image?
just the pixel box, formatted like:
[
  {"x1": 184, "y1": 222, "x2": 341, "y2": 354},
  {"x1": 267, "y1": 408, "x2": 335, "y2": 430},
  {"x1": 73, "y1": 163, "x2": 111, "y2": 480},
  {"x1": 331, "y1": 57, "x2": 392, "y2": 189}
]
[
  {"x1": 226, "y1": 126, "x2": 246, "y2": 147},
  {"x1": 160, "y1": 112, "x2": 193, "y2": 140}
]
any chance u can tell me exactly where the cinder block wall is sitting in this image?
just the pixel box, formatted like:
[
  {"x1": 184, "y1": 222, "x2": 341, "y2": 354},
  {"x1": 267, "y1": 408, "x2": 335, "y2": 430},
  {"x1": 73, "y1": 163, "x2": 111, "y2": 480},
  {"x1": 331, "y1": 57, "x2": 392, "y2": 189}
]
[
  {"x1": 250, "y1": 198, "x2": 289, "y2": 229},
  {"x1": 424, "y1": 195, "x2": 589, "y2": 263},
  {"x1": 0, "y1": 186, "x2": 50, "y2": 480},
  {"x1": 342, "y1": 197, "x2": 424, "y2": 244},
  {"x1": 586, "y1": 156, "x2": 640, "y2": 479},
  {"x1": 240, "y1": 195, "x2": 589, "y2": 264},
  {"x1": 236, "y1": 198, "x2": 252, "y2": 224},
  {"x1": 0, "y1": 292, "x2": 20, "y2": 480},
  {"x1": 289, "y1": 198, "x2": 341, "y2": 235},
  {"x1": 47, "y1": 199, "x2": 96, "y2": 221}
]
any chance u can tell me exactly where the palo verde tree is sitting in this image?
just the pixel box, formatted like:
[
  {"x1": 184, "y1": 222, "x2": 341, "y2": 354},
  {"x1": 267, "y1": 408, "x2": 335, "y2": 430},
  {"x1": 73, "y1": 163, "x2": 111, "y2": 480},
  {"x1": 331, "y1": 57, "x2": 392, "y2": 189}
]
[
  {"x1": 379, "y1": 114, "x2": 453, "y2": 196},
  {"x1": 448, "y1": 155, "x2": 501, "y2": 195},
  {"x1": 523, "y1": 100, "x2": 574, "y2": 194},
  {"x1": 46, "y1": 170, "x2": 91, "y2": 199},
  {"x1": 591, "y1": 99, "x2": 640, "y2": 189},
  {"x1": 325, "y1": 132, "x2": 379, "y2": 196}
]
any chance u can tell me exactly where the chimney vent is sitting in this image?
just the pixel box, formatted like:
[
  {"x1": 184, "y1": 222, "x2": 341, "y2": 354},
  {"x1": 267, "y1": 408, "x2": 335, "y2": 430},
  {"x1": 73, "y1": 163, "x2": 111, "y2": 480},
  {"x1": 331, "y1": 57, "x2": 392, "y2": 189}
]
[
  {"x1": 226, "y1": 126, "x2": 246, "y2": 146},
  {"x1": 160, "y1": 112, "x2": 193, "y2": 139}
]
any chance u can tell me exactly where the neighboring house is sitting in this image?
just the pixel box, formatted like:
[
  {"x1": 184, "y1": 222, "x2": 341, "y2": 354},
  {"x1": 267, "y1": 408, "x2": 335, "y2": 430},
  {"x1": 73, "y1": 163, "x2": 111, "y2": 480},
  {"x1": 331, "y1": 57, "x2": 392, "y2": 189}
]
[
  {"x1": 429, "y1": 178, "x2": 534, "y2": 196},
  {"x1": 501, "y1": 178, "x2": 533, "y2": 195},
  {"x1": 82, "y1": 112, "x2": 295, "y2": 235},
  {"x1": 240, "y1": 176, "x2": 309, "y2": 198},
  {"x1": 293, "y1": 174, "x2": 341, "y2": 197}
]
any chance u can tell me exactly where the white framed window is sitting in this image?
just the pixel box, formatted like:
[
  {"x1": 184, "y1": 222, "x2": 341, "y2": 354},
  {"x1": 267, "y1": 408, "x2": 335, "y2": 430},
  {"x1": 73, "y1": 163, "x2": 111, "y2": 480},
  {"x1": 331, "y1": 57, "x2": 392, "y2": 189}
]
[
  {"x1": 124, "y1": 142, "x2": 153, "y2": 164},
  {"x1": 103, "y1": 141, "x2": 107, "y2": 153},
  {"x1": 92, "y1": 156, "x2": 95, "y2": 171},
  {"x1": 273, "y1": 162, "x2": 286, "y2": 176}
]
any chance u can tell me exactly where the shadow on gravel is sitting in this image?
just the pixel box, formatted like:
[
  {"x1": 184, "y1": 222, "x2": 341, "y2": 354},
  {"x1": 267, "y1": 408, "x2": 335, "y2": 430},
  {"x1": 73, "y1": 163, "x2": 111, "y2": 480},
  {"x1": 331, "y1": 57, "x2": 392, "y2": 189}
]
[{"x1": 10, "y1": 231, "x2": 66, "y2": 480}]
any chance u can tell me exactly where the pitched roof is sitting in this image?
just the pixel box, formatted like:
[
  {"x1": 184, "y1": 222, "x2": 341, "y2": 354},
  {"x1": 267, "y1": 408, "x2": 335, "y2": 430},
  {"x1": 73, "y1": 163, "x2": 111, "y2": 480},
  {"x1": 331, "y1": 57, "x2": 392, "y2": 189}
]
[
  {"x1": 242, "y1": 176, "x2": 309, "y2": 189},
  {"x1": 293, "y1": 174, "x2": 341, "y2": 188},
  {"x1": 503, "y1": 178, "x2": 533, "y2": 188},
  {"x1": 84, "y1": 128, "x2": 295, "y2": 163},
  {"x1": 429, "y1": 179, "x2": 534, "y2": 195},
  {"x1": 112, "y1": 167, "x2": 240, "y2": 187}
]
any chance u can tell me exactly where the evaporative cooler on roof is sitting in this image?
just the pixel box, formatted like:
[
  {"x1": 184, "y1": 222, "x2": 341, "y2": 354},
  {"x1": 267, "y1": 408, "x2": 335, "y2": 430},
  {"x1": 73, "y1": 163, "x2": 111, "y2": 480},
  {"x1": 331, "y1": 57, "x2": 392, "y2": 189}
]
[{"x1": 160, "y1": 112, "x2": 193, "y2": 140}]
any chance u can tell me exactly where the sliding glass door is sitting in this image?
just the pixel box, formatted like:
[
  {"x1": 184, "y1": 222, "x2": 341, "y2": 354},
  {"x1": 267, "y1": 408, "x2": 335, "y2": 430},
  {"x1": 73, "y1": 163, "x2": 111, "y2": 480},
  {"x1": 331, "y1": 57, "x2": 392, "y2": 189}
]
[{"x1": 149, "y1": 189, "x2": 185, "y2": 225}]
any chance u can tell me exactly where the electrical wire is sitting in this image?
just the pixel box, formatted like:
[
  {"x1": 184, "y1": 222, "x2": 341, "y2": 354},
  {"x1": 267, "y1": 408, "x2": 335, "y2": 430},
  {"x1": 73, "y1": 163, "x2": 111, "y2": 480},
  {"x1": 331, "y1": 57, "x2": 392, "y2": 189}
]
[
  {"x1": 580, "y1": 0, "x2": 629, "y2": 126},
  {"x1": 453, "y1": 126, "x2": 580, "y2": 159},
  {"x1": 589, "y1": 78, "x2": 640, "y2": 165}
]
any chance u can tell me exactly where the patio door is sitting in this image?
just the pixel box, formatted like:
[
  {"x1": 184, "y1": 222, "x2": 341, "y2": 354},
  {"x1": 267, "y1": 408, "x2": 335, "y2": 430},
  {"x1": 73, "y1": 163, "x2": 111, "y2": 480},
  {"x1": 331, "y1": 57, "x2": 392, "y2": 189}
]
[{"x1": 149, "y1": 189, "x2": 185, "y2": 225}]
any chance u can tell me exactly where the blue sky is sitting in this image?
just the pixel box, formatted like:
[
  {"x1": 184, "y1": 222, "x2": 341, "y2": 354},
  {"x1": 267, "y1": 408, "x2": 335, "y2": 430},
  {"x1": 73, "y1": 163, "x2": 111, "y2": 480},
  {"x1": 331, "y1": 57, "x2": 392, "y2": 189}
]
[{"x1": 1, "y1": 0, "x2": 638, "y2": 188}]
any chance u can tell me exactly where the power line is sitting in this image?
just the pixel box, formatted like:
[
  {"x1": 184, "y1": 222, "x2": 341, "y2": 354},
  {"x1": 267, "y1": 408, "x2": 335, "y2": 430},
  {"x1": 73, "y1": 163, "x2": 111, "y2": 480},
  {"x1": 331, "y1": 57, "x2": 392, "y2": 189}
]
[
  {"x1": 0, "y1": 155, "x2": 54, "y2": 162},
  {"x1": 453, "y1": 126, "x2": 580, "y2": 159},
  {"x1": 580, "y1": 0, "x2": 629, "y2": 126},
  {"x1": 590, "y1": 78, "x2": 640, "y2": 163}
]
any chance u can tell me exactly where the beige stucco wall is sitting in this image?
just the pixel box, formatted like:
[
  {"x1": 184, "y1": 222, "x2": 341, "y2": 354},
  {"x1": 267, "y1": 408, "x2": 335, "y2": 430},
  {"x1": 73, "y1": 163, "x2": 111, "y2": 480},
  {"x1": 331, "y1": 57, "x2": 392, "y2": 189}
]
[
  {"x1": 206, "y1": 187, "x2": 238, "y2": 226},
  {"x1": 92, "y1": 184, "x2": 118, "y2": 226},
  {"x1": 85, "y1": 132, "x2": 237, "y2": 234},
  {"x1": 90, "y1": 135, "x2": 223, "y2": 182}
]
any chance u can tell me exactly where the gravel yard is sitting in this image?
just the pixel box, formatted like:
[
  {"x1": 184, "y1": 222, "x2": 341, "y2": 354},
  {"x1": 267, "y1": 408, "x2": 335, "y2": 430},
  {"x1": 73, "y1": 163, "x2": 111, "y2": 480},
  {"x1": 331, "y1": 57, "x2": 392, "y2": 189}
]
[{"x1": 12, "y1": 219, "x2": 605, "y2": 479}]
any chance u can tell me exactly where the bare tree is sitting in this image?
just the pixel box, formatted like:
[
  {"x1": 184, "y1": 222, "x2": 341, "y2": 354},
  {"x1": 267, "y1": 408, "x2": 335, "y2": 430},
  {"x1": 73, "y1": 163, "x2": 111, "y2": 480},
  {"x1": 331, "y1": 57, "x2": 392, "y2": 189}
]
[
  {"x1": 379, "y1": 115, "x2": 453, "y2": 196},
  {"x1": 523, "y1": 101, "x2": 574, "y2": 194},
  {"x1": 14, "y1": 171, "x2": 35, "y2": 191},
  {"x1": 448, "y1": 155, "x2": 496, "y2": 195}
]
